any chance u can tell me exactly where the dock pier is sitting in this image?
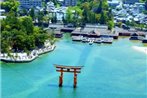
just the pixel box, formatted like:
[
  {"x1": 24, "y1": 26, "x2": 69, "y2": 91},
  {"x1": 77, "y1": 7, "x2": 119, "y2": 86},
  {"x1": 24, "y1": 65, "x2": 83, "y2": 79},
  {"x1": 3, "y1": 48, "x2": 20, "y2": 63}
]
[{"x1": 48, "y1": 24, "x2": 146, "y2": 44}]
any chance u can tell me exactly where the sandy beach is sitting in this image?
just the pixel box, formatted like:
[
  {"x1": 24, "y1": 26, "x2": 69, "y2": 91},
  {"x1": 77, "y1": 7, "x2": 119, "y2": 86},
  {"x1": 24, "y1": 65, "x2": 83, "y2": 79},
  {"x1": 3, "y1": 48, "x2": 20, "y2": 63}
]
[{"x1": 132, "y1": 46, "x2": 147, "y2": 55}]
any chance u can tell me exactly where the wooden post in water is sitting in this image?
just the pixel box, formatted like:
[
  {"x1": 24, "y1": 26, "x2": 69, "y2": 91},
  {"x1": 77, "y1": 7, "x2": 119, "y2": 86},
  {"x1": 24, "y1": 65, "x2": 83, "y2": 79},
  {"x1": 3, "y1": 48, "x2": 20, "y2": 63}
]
[
  {"x1": 73, "y1": 69, "x2": 77, "y2": 88},
  {"x1": 59, "y1": 68, "x2": 63, "y2": 87}
]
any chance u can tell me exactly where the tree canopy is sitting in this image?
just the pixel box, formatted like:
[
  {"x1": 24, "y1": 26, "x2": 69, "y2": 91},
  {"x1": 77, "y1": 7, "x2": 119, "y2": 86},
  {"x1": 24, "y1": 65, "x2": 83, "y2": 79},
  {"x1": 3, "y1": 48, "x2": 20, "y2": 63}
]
[
  {"x1": 64, "y1": 0, "x2": 113, "y2": 26},
  {"x1": 1, "y1": 0, "x2": 20, "y2": 12},
  {"x1": 1, "y1": 11, "x2": 52, "y2": 53}
]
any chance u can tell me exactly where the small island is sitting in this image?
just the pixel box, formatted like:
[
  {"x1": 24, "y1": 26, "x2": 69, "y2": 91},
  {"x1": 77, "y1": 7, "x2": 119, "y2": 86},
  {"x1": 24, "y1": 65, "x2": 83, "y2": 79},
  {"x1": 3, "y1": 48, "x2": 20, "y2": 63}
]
[{"x1": 0, "y1": 3, "x2": 56, "y2": 62}]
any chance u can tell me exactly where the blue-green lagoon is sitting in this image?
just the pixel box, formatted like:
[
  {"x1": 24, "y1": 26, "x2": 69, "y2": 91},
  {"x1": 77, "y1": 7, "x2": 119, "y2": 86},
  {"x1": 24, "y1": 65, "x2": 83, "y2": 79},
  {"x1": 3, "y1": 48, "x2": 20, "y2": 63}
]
[{"x1": 1, "y1": 34, "x2": 147, "y2": 98}]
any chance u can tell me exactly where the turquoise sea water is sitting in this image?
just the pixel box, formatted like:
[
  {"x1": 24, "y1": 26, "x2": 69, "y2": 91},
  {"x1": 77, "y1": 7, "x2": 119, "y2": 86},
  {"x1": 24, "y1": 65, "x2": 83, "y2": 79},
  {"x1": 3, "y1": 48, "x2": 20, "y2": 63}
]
[{"x1": 1, "y1": 34, "x2": 147, "y2": 98}]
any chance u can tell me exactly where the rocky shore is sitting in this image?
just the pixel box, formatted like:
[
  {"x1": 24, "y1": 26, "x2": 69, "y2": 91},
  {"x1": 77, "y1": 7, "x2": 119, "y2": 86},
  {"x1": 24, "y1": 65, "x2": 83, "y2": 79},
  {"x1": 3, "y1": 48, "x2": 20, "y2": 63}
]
[{"x1": 0, "y1": 45, "x2": 56, "y2": 63}]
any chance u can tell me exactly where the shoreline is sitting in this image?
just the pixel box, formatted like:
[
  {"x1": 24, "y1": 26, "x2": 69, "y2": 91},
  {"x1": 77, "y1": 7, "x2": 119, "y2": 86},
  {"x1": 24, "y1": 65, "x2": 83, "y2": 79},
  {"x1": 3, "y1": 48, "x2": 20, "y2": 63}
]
[
  {"x1": 132, "y1": 46, "x2": 147, "y2": 55},
  {"x1": 0, "y1": 45, "x2": 56, "y2": 63}
]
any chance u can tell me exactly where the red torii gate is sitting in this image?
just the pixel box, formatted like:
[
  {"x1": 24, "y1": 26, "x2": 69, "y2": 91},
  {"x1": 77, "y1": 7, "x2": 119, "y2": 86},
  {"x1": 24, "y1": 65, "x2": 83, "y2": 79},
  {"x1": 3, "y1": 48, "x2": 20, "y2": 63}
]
[{"x1": 54, "y1": 64, "x2": 83, "y2": 88}]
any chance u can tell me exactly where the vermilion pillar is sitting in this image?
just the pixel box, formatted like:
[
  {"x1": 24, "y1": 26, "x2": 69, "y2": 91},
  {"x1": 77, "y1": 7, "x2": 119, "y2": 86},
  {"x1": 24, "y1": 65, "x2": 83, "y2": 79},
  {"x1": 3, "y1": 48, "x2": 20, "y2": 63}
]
[
  {"x1": 73, "y1": 69, "x2": 77, "y2": 88},
  {"x1": 59, "y1": 68, "x2": 63, "y2": 87}
]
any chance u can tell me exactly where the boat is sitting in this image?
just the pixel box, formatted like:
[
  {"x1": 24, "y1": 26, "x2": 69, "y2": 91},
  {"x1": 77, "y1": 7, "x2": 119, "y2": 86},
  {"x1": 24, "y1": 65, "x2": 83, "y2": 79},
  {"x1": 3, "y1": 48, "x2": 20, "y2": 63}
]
[
  {"x1": 129, "y1": 33, "x2": 141, "y2": 40},
  {"x1": 72, "y1": 36, "x2": 82, "y2": 41},
  {"x1": 82, "y1": 37, "x2": 88, "y2": 43},
  {"x1": 101, "y1": 37, "x2": 113, "y2": 44},
  {"x1": 89, "y1": 39, "x2": 94, "y2": 45},
  {"x1": 94, "y1": 38, "x2": 102, "y2": 44},
  {"x1": 142, "y1": 35, "x2": 147, "y2": 43},
  {"x1": 129, "y1": 36, "x2": 144, "y2": 40}
]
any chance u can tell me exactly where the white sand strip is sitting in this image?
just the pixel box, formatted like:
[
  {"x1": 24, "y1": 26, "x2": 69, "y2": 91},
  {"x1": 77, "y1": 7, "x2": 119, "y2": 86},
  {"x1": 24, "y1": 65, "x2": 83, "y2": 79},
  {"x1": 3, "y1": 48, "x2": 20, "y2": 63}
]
[{"x1": 132, "y1": 46, "x2": 147, "y2": 55}]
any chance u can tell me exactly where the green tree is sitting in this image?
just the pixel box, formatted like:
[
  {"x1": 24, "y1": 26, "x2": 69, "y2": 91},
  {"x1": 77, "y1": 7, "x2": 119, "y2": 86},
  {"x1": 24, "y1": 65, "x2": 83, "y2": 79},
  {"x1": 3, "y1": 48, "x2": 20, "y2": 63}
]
[
  {"x1": 19, "y1": 16, "x2": 34, "y2": 35},
  {"x1": 95, "y1": 14, "x2": 101, "y2": 23},
  {"x1": 20, "y1": 9, "x2": 28, "y2": 16},
  {"x1": 35, "y1": 33, "x2": 48, "y2": 48},
  {"x1": 37, "y1": 11, "x2": 44, "y2": 26},
  {"x1": 108, "y1": 20, "x2": 114, "y2": 30},
  {"x1": 82, "y1": 9, "x2": 88, "y2": 23},
  {"x1": 117, "y1": 22, "x2": 122, "y2": 28},
  {"x1": 1, "y1": 0, "x2": 20, "y2": 12},
  {"x1": 99, "y1": 11, "x2": 107, "y2": 24},
  {"x1": 29, "y1": 8, "x2": 35, "y2": 20},
  {"x1": 1, "y1": 30, "x2": 12, "y2": 50},
  {"x1": 51, "y1": 13, "x2": 57, "y2": 23},
  {"x1": 5, "y1": 11, "x2": 21, "y2": 30},
  {"x1": 62, "y1": 16, "x2": 66, "y2": 24},
  {"x1": 96, "y1": 0, "x2": 103, "y2": 14},
  {"x1": 43, "y1": 15, "x2": 50, "y2": 26},
  {"x1": 1, "y1": 38, "x2": 10, "y2": 53},
  {"x1": 66, "y1": 9, "x2": 74, "y2": 23},
  {"x1": 13, "y1": 34, "x2": 25, "y2": 51},
  {"x1": 24, "y1": 35, "x2": 35, "y2": 50},
  {"x1": 107, "y1": 9, "x2": 113, "y2": 21}
]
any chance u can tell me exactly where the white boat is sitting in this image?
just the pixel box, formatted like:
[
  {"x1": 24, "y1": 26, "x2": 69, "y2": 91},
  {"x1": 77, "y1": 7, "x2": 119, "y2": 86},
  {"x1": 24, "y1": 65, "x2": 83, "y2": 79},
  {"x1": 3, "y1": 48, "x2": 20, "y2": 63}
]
[
  {"x1": 82, "y1": 37, "x2": 88, "y2": 42},
  {"x1": 101, "y1": 37, "x2": 113, "y2": 44},
  {"x1": 95, "y1": 38, "x2": 102, "y2": 44},
  {"x1": 89, "y1": 39, "x2": 94, "y2": 45}
]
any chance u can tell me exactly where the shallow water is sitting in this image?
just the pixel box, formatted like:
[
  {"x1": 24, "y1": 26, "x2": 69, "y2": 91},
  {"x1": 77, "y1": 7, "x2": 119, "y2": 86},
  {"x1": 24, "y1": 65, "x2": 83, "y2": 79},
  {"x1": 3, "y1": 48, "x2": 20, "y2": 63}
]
[{"x1": 1, "y1": 34, "x2": 147, "y2": 98}]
